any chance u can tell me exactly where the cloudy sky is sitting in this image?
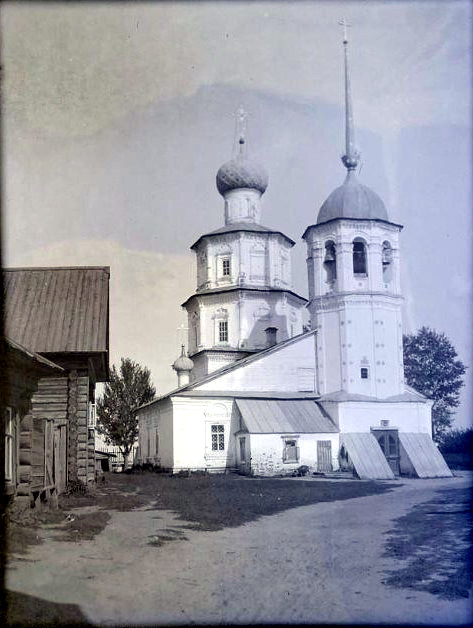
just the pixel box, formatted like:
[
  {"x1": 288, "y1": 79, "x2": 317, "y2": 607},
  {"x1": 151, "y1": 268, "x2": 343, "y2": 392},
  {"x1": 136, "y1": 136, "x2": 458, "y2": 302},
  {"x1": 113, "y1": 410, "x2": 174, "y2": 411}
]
[{"x1": 2, "y1": 1, "x2": 472, "y2": 428}]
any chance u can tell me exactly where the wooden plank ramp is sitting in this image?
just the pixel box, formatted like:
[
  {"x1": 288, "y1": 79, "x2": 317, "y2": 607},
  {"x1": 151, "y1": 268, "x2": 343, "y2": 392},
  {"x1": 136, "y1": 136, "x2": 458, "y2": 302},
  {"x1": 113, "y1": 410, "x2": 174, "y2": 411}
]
[
  {"x1": 341, "y1": 433, "x2": 395, "y2": 480},
  {"x1": 399, "y1": 433, "x2": 453, "y2": 478}
]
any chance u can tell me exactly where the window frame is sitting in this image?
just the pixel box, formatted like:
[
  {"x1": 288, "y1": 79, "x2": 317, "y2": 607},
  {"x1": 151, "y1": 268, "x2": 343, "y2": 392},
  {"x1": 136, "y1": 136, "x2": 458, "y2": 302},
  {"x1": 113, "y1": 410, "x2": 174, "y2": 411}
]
[
  {"x1": 218, "y1": 320, "x2": 228, "y2": 343},
  {"x1": 211, "y1": 424, "x2": 225, "y2": 452},
  {"x1": 222, "y1": 257, "x2": 231, "y2": 277},
  {"x1": 353, "y1": 240, "x2": 368, "y2": 276},
  {"x1": 282, "y1": 437, "x2": 300, "y2": 464}
]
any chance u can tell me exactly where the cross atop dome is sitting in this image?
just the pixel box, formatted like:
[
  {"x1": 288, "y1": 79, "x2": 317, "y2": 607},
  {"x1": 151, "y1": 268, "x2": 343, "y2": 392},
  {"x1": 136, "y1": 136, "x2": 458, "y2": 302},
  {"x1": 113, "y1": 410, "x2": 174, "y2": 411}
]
[
  {"x1": 234, "y1": 105, "x2": 248, "y2": 157},
  {"x1": 216, "y1": 107, "x2": 268, "y2": 198}
]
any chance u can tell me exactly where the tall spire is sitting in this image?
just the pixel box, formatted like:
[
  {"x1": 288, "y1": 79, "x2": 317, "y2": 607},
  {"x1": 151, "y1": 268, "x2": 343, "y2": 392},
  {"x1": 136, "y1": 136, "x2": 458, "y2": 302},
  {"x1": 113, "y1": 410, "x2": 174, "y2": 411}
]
[
  {"x1": 339, "y1": 18, "x2": 360, "y2": 172},
  {"x1": 233, "y1": 105, "x2": 248, "y2": 158}
]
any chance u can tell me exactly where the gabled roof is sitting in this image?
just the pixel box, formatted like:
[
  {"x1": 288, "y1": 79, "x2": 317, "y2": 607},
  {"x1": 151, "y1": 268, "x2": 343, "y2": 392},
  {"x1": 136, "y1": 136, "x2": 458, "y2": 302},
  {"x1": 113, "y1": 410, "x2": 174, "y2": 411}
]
[
  {"x1": 191, "y1": 222, "x2": 295, "y2": 249},
  {"x1": 4, "y1": 267, "x2": 110, "y2": 355},
  {"x1": 236, "y1": 399, "x2": 337, "y2": 434},
  {"x1": 137, "y1": 328, "x2": 318, "y2": 412}
]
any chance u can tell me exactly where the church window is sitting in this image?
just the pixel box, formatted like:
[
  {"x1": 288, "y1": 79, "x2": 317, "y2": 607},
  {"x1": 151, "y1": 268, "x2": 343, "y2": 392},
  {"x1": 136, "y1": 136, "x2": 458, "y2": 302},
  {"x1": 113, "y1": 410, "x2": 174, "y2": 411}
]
[
  {"x1": 323, "y1": 241, "x2": 337, "y2": 283},
  {"x1": 211, "y1": 424, "x2": 225, "y2": 451},
  {"x1": 222, "y1": 257, "x2": 231, "y2": 276},
  {"x1": 283, "y1": 438, "x2": 300, "y2": 463},
  {"x1": 360, "y1": 367, "x2": 369, "y2": 379},
  {"x1": 353, "y1": 240, "x2": 367, "y2": 275},
  {"x1": 382, "y1": 241, "x2": 393, "y2": 283},
  {"x1": 219, "y1": 320, "x2": 228, "y2": 342}
]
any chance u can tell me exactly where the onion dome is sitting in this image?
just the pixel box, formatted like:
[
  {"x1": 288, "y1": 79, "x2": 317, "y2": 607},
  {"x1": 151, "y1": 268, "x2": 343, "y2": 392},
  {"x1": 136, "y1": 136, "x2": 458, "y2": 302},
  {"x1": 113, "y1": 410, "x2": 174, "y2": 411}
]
[
  {"x1": 172, "y1": 345, "x2": 194, "y2": 373},
  {"x1": 216, "y1": 141, "x2": 268, "y2": 196},
  {"x1": 317, "y1": 170, "x2": 388, "y2": 223}
]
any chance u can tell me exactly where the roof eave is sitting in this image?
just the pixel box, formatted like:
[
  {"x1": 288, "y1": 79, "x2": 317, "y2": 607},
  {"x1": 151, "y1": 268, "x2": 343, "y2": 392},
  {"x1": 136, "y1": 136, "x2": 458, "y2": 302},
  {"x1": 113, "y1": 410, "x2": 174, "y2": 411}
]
[{"x1": 302, "y1": 217, "x2": 404, "y2": 239}]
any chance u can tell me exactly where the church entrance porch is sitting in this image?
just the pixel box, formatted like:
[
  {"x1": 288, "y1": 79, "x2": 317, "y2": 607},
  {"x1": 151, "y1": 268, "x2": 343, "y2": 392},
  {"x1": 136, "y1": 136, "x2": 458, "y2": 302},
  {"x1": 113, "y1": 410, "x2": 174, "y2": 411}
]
[{"x1": 371, "y1": 427, "x2": 400, "y2": 476}]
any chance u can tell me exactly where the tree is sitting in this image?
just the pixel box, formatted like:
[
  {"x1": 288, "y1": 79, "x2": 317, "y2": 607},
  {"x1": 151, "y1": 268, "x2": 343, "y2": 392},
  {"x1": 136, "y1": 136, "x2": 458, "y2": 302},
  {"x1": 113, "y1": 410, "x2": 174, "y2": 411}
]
[
  {"x1": 438, "y1": 428, "x2": 473, "y2": 455},
  {"x1": 403, "y1": 327, "x2": 467, "y2": 441},
  {"x1": 97, "y1": 358, "x2": 156, "y2": 469}
]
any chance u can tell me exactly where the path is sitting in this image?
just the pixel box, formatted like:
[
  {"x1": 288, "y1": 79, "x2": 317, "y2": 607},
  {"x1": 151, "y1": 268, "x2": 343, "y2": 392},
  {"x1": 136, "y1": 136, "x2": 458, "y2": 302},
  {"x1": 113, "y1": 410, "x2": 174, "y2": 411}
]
[{"x1": 7, "y1": 473, "x2": 473, "y2": 625}]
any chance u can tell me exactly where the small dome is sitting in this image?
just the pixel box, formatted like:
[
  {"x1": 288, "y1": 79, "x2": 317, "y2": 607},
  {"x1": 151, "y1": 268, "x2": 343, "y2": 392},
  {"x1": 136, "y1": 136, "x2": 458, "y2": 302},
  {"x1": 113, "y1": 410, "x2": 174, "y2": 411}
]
[
  {"x1": 172, "y1": 346, "x2": 194, "y2": 372},
  {"x1": 317, "y1": 172, "x2": 388, "y2": 224},
  {"x1": 216, "y1": 156, "x2": 268, "y2": 196}
]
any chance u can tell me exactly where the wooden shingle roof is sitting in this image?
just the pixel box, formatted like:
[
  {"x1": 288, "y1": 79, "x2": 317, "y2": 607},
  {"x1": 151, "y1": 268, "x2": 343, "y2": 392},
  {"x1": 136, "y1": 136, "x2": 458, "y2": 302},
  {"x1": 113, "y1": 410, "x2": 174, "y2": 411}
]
[{"x1": 4, "y1": 267, "x2": 110, "y2": 355}]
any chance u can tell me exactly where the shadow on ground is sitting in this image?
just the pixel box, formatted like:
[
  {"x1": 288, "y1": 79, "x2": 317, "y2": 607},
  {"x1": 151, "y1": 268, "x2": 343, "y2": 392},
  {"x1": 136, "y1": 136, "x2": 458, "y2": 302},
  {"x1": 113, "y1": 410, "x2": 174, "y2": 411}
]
[
  {"x1": 383, "y1": 486, "x2": 473, "y2": 600},
  {"x1": 6, "y1": 589, "x2": 91, "y2": 626}
]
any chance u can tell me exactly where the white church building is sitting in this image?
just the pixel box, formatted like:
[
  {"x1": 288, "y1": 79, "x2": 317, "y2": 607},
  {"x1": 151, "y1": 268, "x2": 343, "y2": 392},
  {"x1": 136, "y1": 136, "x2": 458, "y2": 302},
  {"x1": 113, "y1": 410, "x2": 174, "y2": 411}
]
[{"x1": 137, "y1": 36, "x2": 451, "y2": 480}]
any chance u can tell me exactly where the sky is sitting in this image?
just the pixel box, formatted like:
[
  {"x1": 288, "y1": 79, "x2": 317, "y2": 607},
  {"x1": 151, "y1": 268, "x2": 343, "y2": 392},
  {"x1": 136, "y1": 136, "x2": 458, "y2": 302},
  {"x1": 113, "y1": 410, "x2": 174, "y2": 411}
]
[{"x1": 2, "y1": 1, "x2": 472, "y2": 428}]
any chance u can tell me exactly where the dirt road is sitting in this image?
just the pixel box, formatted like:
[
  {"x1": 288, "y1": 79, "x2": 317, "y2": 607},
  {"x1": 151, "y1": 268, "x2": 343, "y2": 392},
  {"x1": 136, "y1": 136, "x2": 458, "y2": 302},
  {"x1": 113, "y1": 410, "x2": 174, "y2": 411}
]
[{"x1": 7, "y1": 473, "x2": 473, "y2": 625}]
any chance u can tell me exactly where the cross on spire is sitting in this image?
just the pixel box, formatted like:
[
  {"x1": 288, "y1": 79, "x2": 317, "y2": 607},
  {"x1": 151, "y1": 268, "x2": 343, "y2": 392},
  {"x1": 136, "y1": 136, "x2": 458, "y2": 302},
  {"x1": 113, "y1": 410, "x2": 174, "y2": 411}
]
[
  {"x1": 339, "y1": 18, "x2": 360, "y2": 172},
  {"x1": 234, "y1": 105, "x2": 248, "y2": 157},
  {"x1": 338, "y1": 17, "x2": 351, "y2": 44}
]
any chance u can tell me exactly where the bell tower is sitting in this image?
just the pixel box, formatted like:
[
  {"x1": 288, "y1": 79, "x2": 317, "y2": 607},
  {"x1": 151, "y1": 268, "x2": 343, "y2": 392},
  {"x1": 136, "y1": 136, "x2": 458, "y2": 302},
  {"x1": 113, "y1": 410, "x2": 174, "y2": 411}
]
[{"x1": 303, "y1": 24, "x2": 405, "y2": 399}]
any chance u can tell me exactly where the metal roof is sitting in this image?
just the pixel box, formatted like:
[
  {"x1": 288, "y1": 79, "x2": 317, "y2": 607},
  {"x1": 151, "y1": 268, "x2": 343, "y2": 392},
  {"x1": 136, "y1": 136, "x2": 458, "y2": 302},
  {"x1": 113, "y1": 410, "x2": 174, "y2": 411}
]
[
  {"x1": 236, "y1": 399, "x2": 338, "y2": 434},
  {"x1": 319, "y1": 389, "x2": 429, "y2": 404},
  {"x1": 316, "y1": 171, "x2": 389, "y2": 224},
  {"x1": 341, "y1": 433, "x2": 395, "y2": 479},
  {"x1": 182, "y1": 285, "x2": 307, "y2": 308},
  {"x1": 398, "y1": 433, "x2": 452, "y2": 478},
  {"x1": 177, "y1": 391, "x2": 320, "y2": 400},
  {"x1": 5, "y1": 336, "x2": 64, "y2": 371},
  {"x1": 191, "y1": 222, "x2": 295, "y2": 249},
  {"x1": 4, "y1": 267, "x2": 110, "y2": 354}
]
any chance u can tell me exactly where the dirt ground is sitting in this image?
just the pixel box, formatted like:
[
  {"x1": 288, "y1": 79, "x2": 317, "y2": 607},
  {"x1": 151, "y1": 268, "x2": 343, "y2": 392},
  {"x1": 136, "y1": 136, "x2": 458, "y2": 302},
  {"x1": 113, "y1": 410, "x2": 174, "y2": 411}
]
[{"x1": 6, "y1": 471, "x2": 473, "y2": 626}]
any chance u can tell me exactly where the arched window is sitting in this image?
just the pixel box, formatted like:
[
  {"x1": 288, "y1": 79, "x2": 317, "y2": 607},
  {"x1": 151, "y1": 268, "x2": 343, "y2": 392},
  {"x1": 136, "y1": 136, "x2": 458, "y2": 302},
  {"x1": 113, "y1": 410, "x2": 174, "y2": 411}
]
[
  {"x1": 353, "y1": 239, "x2": 367, "y2": 275},
  {"x1": 382, "y1": 241, "x2": 393, "y2": 283},
  {"x1": 323, "y1": 241, "x2": 337, "y2": 283}
]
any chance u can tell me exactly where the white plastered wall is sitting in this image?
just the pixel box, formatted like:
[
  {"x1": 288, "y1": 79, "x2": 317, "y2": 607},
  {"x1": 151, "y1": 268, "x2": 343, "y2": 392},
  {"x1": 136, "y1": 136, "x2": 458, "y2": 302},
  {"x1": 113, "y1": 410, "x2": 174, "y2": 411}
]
[
  {"x1": 195, "y1": 332, "x2": 318, "y2": 393},
  {"x1": 334, "y1": 400, "x2": 433, "y2": 436},
  {"x1": 247, "y1": 433, "x2": 340, "y2": 476},
  {"x1": 137, "y1": 398, "x2": 174, "y2": 468},
  {"x1": 171, "y1": 396, "x2": 238, "y2": 471}
]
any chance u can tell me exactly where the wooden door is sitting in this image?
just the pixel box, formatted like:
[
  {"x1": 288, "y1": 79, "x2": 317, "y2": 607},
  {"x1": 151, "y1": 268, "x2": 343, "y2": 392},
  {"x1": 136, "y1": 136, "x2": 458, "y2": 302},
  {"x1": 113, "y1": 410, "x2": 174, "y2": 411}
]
[
  {"x1": 376, "y1": 431, "x2": 400, "y2": 476},
  {"x1": 44, "y1": 419, "x2": 54, "y2": 488},
  {"x1": 317, "y1": 440, "x2": 333, "y2": 473},
  {"x1": 54, "y1": 425, "x2": 67, "y2": 494}
]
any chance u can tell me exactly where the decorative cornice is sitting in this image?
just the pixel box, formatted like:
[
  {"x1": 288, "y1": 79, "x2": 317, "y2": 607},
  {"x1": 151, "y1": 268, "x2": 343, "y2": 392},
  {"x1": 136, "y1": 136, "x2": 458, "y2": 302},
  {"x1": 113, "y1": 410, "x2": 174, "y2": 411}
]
[{"x1": 182, "y1": 286, "x2": 308, "y2": 308}]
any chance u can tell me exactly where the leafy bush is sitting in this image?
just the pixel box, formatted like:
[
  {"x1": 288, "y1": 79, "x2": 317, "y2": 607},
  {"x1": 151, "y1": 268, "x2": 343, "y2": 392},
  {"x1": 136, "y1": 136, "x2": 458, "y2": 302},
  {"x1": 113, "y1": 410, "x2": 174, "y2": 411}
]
[{"x1": 438, "y1": 428, "x2": 473, "y2": 454}]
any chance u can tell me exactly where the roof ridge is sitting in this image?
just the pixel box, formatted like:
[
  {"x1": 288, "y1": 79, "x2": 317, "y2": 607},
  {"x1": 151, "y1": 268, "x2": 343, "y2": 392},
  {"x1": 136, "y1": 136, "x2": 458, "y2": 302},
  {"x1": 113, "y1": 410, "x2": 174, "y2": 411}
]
[
  {"x1": 138, "y1": 328, "x2": 318, "y2": 411},
  {"x1": 4, "y1": 266, "x2": 110, "y2": 273}
]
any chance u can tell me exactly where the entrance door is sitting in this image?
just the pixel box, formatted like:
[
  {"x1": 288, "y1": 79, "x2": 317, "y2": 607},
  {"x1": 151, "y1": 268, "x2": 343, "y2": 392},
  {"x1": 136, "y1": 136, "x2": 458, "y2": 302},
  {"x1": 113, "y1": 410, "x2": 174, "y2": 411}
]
[
  {"x1": 317, "y1": 441, "x2": 333, "y2": 473},
  {"x1": 54, "y1": 425, "x2": 67, "y2": 494},
  {"x1": 375, "y1": 431, "x2": 400, "y2": 476}
]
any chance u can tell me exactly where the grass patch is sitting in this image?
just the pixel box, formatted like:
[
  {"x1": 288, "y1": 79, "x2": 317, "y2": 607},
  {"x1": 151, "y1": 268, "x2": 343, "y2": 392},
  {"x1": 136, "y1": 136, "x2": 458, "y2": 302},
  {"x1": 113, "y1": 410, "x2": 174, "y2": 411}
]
[
  {"x1": 54, "y1": 510, "x2": 111, "y2": 542},
  {"x1": 383, "y1": 487, "x2": 473, "y2": 600},
  {"x1": 108, "y1": 471, "x2": 395, "y2": 531}
]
